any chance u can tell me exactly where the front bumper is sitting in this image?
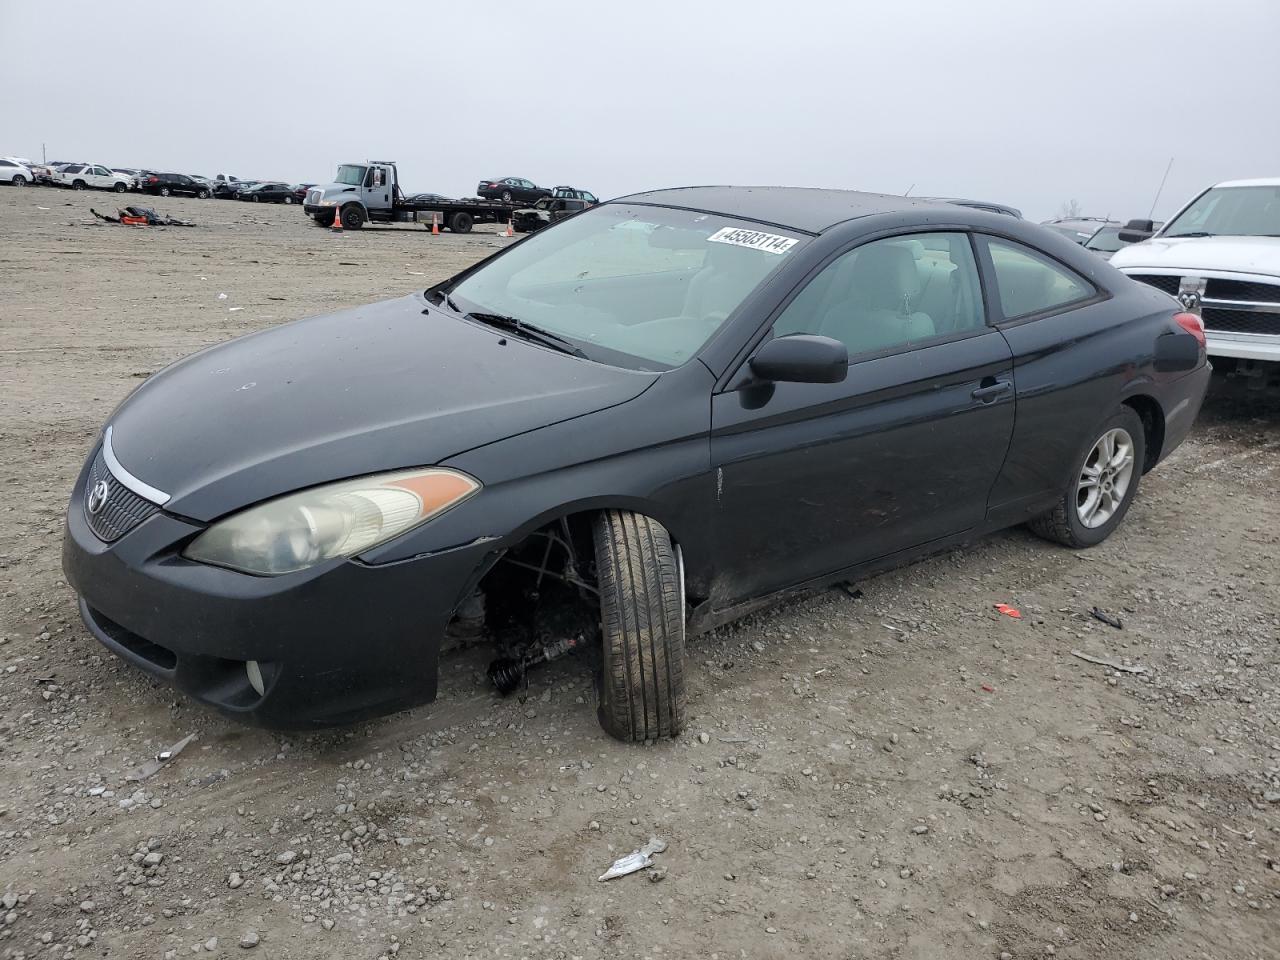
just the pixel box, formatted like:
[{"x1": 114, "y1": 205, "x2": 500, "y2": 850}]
[{"x1": 62, "y1": 448, "x2": 494, "y2": 728}]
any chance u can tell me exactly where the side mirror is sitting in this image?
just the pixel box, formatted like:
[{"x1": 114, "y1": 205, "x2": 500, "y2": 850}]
[
  {"x1": 749, "y1": 334, "x2": 848, "y2": 384},
  {"x1": 1118, "y1": 218, "x2": 1156, "y2": 243}
]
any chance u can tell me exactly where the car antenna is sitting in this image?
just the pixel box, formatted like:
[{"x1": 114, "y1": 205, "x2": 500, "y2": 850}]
[
  {"x1": 1148, "y1": 156, "x2": 1174, "y2": 219},
  {"x1": 903, "y1": 183, "x2": 915, "y2": 196}
]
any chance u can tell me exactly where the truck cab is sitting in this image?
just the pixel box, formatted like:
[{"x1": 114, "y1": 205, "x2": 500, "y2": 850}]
[{"x1": 303, "y1": 161, "x2": 401, "y2": 228}]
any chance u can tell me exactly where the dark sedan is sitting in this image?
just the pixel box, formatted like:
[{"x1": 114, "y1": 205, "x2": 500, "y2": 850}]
[
  {"x1": 140, "y1": 173, "x2": 211, "y2": 198},
  {"x1": 238, "y1": 182, "x2": 294, "y2": 203},
  {"x1": 62, "y1": 187, "x2": 1209, "y2": 739},
  {"x1": 213, "y1": 180, "x2": 255, "y2": 199},
  {"x1": 476, "y1": 177, "x2": 550, "y2": 203}
]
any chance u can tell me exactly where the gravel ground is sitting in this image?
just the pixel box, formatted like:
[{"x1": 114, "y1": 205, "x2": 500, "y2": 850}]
[{"x1": 0, "y1": 186, "x2": 1277, "y2": 960}]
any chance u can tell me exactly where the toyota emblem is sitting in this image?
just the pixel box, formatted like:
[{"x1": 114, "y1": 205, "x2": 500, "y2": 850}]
[{"x1": 87, "y1": 480, "x2": 111, "y2": 515}]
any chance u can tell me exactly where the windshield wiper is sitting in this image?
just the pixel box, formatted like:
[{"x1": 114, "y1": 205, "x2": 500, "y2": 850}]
[
  {"x1": 467, "y1": 312, "x2": 588, "y2": 358},
  {"x1": 1165, "y1": 231, "x2": 1216, "y2": 238}
]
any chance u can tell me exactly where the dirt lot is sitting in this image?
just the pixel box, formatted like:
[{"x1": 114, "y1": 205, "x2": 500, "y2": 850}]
[{"x1": 0, "y1": 186, "x2": 1277, "y2": 960}]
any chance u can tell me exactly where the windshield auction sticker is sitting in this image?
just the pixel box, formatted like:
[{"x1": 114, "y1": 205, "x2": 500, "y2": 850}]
[{"x1": 707, "y1": 227, "x2": 798, "y2": 255}]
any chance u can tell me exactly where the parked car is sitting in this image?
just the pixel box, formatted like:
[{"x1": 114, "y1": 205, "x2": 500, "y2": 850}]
[
  {"x1": 1111, "y1": 177, "x2": 1280, "y2": 378},
  {"x1": 215, "y1": 180, "x2": 257, "y2": 199},
  {"x1": 62, "y1": 187, "x2": 1209, "y2": 737},
  {"x1": 237, "y1": 182, "x2": 295, "y2": 203},
  {"x1": 291, "y1": 183, "x2": 316, "y2": 203},
  {"x1": 140, "y1": 173, "x2": 212, "y2": 198},
  {"x1": 55, "y1": 163, "x2": 131, "y2": 192},
  {"x1": 0, "y1": 158, "x2": 33, "y2": 186},
  {"x1": 476, "y1": 177, "x2": 550, "y2": 203},
  {"x1": 512, "y1": 195, "x2": 591, "y2": 233},
  {"x1": 1041, "y1": 217, "x2": 1113, "y2": 244},
  {"x1": 1079, "y1": 221, "x2": 1161, "y2": 261},
  {"x1": 406, "y1": 192, "x2": 448, "y2": 203},
  {"x1": 927, "y1": 197, "x2": 1022, "y2": 218},
  {"x1": 552, "y1": 186, "x2": 599, "y2": 204}
]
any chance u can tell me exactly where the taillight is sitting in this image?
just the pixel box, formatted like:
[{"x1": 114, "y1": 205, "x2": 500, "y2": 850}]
[
  {"x1": 147, "y1": 175, "x2": 157, "y2": 183},
  {"x1": 1174, "y1": 311, "x2": 1206, "y2": 349}
]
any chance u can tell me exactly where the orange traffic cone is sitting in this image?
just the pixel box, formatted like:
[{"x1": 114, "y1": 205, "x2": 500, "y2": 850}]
[
  {"x1": 505, "y1": 216, "x2": 514, "y2": 238},
  {"x1": 431, "y1": 212, "x2": 439, "y2": 236},
  {"x1": 330, "y1": 206, "x2": 343, "y2": 232}
]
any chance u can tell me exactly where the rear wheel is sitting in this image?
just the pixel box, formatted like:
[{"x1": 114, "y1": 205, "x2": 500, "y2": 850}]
[
  {"x1": 283, "y1": 196, "x2": 293, "y2": 204},
  {"x1": 197, "y1": 189, "x2": 210, "y2": 199},
  {"x1": 1029, "y1": 406, "x2": 1145, "y2": 548},
  {"x1": 11, "y1": 175, "x2": 26, "y2": 187},
  {"x1": 592, "y1": 510, "x2": 686, "y2": 742},
  {"x1": 159, "y1": 186, "x2": 170, "y2": 197},
  {"x1": 113, "y1": 181, "x2": 127, "y2": 193},
  {"x1": 448, "y1": 211, "x2": 473, "y2": 233},
  {"x1": 72, "y1": 180, "x2": 86, "y2": 190},
  {"x1": 501, "y1": 190, "x2": 513, "y2": 202}
]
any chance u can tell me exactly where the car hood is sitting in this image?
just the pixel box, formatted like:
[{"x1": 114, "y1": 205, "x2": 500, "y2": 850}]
[
  {"x1": 1110, "y1": 235, "x2": 1280, "y2": 276},
  {"x1": 109, "y1": 295, "x2": 657, "y2": 521},
  {"x1": 308, "y1": 181, "x2": 360, "y2": 200}
]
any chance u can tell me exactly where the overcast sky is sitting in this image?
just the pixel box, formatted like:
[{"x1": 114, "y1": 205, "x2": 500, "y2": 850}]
[{"x1": 3, "y1": 0, "x2": 1277, "y2": 222}]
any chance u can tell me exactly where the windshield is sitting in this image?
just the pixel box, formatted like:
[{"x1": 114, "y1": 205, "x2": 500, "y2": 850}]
[
  {"x1": 447, "y1": 204, "x2": 805, "y2": 369},
  {"x1": 1162, "y1": 185, "x2": 1280, "y2": 237},
  {"x1": 1084, "y1": 226, "x2": 1125, "y2": 252},
  {"x1": 334, "y1": 164, "x2": 367, "y2": 186}
]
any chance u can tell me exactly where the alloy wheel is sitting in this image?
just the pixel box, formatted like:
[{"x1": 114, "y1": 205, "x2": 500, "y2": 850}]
[{"x1": 1076, "y1": 428, "x2": 1135, "y2": 528}]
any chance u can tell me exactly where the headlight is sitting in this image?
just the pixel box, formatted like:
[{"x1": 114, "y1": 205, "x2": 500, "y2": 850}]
[
  {"x1": 320, "y1": 199, "x2": 338, "y2": 207},
  {"x1": 184, "y1": 468, "x2": 480, "y2": 575}
]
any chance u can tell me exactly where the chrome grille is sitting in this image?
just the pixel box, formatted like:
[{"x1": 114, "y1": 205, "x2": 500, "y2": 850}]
[
  {"x1": 1129, "y1": 274, "x2": 1181, "y2": 296},
  {"x1": 84, "y1": 448, "x2": 160, "y2": 542},
  {"x1": 1202, "y1": 308, "x2": 1280, "y2": 337},
  {"x1": 1205, "y1": 278, "x2": 1280, "y2": 303}
]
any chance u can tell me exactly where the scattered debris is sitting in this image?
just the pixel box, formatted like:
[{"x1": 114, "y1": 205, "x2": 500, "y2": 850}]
[
  {"x1": 124, "y1": 733, "x2": 196, "y2": 781},
  {"x1": 981, "y1": 684, "x2": 996, "y2": 693},
  {"x1": 1090, "y1": 607, "x2": 1124, "y2": 629},
  {"x1": 90, "y1": 206, "x2": 196, "y2": 227},
  {"x1": 598, "y1": 836, "x2": 668, "y2": 881},
  {"x1": 994, "y1": 603, "x2": 1022, "y2": 619},
  {"x1": 1070, "y1": 650, "x2": 1147, "y2": 674}
]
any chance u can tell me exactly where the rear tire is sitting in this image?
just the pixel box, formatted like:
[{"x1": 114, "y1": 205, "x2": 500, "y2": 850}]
[
  {"x1": 448, "y1": 211, "x2": 473, "y2": 233},
  {"x1": 592, "y1": 510, "x2": 686, "y2": 742},
  {"x1": 197, "y1": 189, "x2": 210, "y2": 199},
  {"x1": 1029, "y1": 405, "x2": 1146, "y2": 548},
  {"x1": 114, "y1": 182, "x2": 127, "y2": 193},
  {"x1": 160, "y1": 187, "x2": 170, "y2": 197},
  {"x1": 501, "y1": 190, "x2": 513, "y2": 202},
  {"x1": 12, "y1": 175, "x2": 26, "y2": 187},
  {"x1": 72, "y1": 180, "x2": 86, "y2": 190}
]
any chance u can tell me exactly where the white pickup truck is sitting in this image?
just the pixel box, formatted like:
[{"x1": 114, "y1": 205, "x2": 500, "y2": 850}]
[{"x1": 1110, "y1": 177, "x2": 1280, "y2": 384}]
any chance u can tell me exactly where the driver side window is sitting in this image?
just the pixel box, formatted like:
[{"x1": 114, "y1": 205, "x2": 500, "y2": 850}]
[{"x1": 774, "y1": 233, "x2": 984, "y2": 358}]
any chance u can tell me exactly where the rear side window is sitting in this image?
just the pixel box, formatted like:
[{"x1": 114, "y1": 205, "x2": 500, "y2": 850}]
[
  {"x1": 984, "y1": 238, "x2": 1094, "y2": 319},
  {"x1": 64, "y1": 164, "x2": 84, "y2": 174},
  {"x1": 0, "y1": 160, "x2": 13, "y2": 168}
]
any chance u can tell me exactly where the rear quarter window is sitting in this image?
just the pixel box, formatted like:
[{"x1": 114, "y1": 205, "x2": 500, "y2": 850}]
[{"x1": 984, "y1": 237, "x2": 1095, "y2": 320}]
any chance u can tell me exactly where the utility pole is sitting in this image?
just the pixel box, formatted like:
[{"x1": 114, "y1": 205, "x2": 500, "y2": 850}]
[{"x1": 1148, "y1": 156, "x2": 1174, "y2": 219}]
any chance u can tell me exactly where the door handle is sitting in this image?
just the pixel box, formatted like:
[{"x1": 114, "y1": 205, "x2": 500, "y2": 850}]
[{"x1": 971, "y1": 378, "x2": 1012, "y2": 402}]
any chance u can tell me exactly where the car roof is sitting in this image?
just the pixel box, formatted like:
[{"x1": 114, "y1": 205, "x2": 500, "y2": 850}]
[
  {"x1": 613, "y1": 185, "x2": 961, "y2": 234},
  {"x1": 1212, "y1": 177, "x2": 1280, "y2": 188}
]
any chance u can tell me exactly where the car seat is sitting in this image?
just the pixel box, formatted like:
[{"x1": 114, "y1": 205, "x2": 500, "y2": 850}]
[{"x1": 818, "y1": 243, "x2": 935, "y2": 354}]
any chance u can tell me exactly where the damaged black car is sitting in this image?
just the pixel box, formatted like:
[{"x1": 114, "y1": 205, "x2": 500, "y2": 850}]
[{"x1": 63, "y1": 187, "x2": 1210, "y2": 739}]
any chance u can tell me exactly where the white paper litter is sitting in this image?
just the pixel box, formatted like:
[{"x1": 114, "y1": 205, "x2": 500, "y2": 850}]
[{"x1": 597, "y1": 836, "x2": 668, "y2": 881}]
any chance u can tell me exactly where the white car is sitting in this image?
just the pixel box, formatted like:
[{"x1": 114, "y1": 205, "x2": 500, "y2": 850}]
[
  {"x1": 0, "y1": 158, "x2": 33, "y2": 186},
  {"x1": 55, "y1": 163, "x2": 132, "y2": 193},
  {"x1": 1110, "y1": 177, "x2": 1280, "y2": 373}
]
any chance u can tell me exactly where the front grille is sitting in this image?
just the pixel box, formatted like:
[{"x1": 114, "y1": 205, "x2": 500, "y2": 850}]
[
  {"x1": 84, "y1": 448, "x2": 160, "y2": 542},
  {"x1": 1129, "y1": 274, "x2": 1181, "y2": 296},
  {"x1": 307, "y1": 189, "x2": 321, "y2": 205},
  {"x1": 1205, "y1": 278, "x2": 1280, "y2": 303},
  {"x1": 1202, "y1": 308, "x2": 1280, "y2": 337}
]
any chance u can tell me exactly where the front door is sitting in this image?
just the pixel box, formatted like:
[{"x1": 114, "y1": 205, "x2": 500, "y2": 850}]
[
  {"x1": 363, "y1": 165, "x2": 393, "y2": 211},
  {"x1": 710, "y1": 231, "x2": 1016, "y2": 603}
]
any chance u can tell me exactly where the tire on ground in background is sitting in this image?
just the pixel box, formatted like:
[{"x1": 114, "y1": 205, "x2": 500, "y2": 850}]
[{"x1": 592, "y1": 510, "x2": 686, "y2": 742}]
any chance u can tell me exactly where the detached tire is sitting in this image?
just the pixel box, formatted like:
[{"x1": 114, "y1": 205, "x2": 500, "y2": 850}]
[
  {"x1": 592, "y1": 510, "x2": 686, "y2": 742},
  {"x1": 1029, "y1": 405, "x2": 1146, "y2": 548}
]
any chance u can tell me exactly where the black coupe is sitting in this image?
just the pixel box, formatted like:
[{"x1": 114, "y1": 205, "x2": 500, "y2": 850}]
[{"x1": 63, "y1": 187, "x2": 1209, "y2": 739}]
